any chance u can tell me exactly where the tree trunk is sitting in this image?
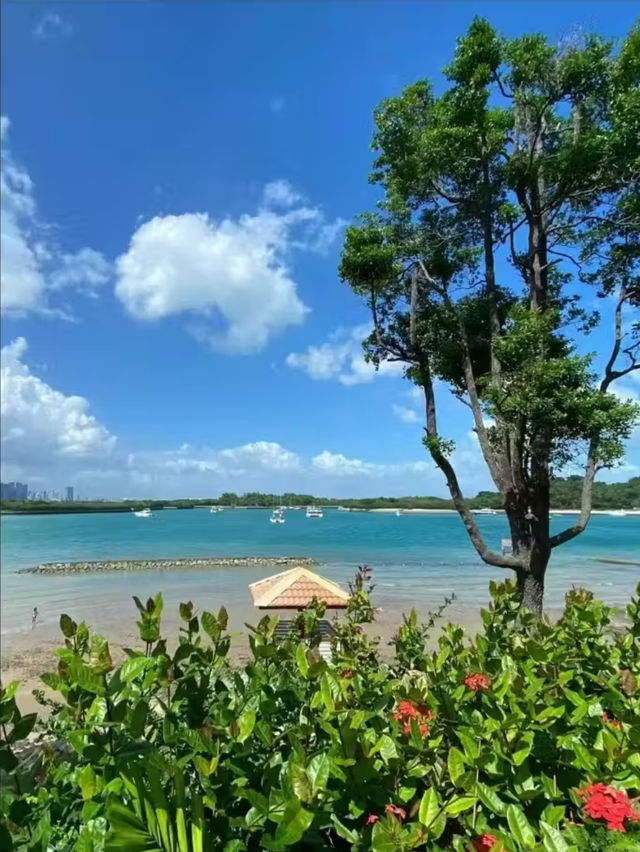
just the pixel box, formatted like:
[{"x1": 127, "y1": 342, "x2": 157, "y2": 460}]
[{"x1": 516, "y1": 567, "x2": 545, "y2": 615}]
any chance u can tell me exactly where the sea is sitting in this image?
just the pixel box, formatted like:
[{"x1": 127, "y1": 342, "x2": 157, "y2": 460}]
[{"x1": 1, "y1": 509, "x2": 638, "y2": 642}]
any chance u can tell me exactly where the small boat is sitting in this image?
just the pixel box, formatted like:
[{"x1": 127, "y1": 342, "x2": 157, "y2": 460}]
[
  {"x1": 270, "y1": 508, "x2": 285, "y2": 524},
  {"x1": 473, "y1": 508, "x2": 497, "y2": 515},
  {"x1": 210, "y1": 506, "x2": 223, "y2": 513},
  {"x1": 132, "y1": 507, "x2": 152, "y2": 518},
  {"x1": 306, "y1": 506, "x2": 323, "y2": 519},
  {"x1": 609, "y1": 509, "x2": 628, "y2": 517},
  {"x1": 395, "y1": 509, "x2": 403, "y2": 517}
]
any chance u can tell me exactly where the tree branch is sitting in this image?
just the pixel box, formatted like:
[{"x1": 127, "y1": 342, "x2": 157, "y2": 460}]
[{"x1": 418, "y1": 369, "x2": 521, "y2": 570}]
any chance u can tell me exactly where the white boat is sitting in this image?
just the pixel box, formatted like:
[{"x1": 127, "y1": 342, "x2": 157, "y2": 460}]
[
  {"x1": 609, "y1": 509, "x2": 628, "y2": 516},
  {"x1": 395, "y1": 509, "x2": 403, "y2": 517},
  {"x1": 270, "y1": 508, "x2": 285, "y2": 524},
  {"x1": 306, "y1": 505, "x2": 323, "y2": 519},
  {"x1": 474, "y1": 508, "x2": 497, "y2": 515},
  {"x1": 132, "y1": 507, "x2": 152, "y2": 518},
  {"x1": 210, "y1": 506, "x2": 222, "y2": 513}
]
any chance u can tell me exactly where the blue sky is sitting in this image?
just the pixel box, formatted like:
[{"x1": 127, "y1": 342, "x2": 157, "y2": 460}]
[{"x1": 1, "y1": 1, "x2": 639, "y2": 499}]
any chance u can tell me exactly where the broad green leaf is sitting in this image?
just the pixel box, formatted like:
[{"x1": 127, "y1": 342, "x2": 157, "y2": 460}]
[
  {"x1": 307, "y1": 751, "x2": 331, "y2": 792},
  {"x1": 296, "y1": 644, "x2": 309, "y2": 678},
  {"x1": 507, "y1": 804, "x2": 536, "y2": 849},
  {"x1": 9, "y1": 712, "x2": 36, "y2": 743},
  {"x1": 475, "y1": 782, "x2": 506, "y2": 815},
  {"x1": 374, "y1": 734, "x2": 398, "y2": 762},
  {"x1": 540, "y1": 821, "x2": 569, "y2": 852},
  {"x1": 448, "y1": 747, "x2": 466, "y2": 786},
  {"x1": 419, "y1": 787, "x2": 440, "y2": 826},
  {"x1": 78, "y1": 766, "x2": 98, "y2": 800},
  {"x1": 201, "y1": 611, "x2": 220, "y2": 641},
  {"x1": 89, "y1": 635, "x2": 113, "y2": 674},
  {"x1": 60, "y1": 613, "x2": 77, "y2": 638},
  {"x1": 120, "y1": 657, "x2": 149, "y2": 683},
  {"x1": 330, "y1": 814, "x2": 358, "y2": 843},
  {"x1": 371, "y1": 820, "x2": 397, "y2": 852},
  {"x1": 217, "y1": 606, "x2": 229, "y2": 631},
  {"x1": 191, "y1": 794, "x2": 204, "y2": 852},
  {"x1": 445, "y1": 796, "x2": 476, "y2": 815},
  {"x1": 105, "y1": 799, "x2": 163, "y2": 851},
  {"x1": 289, "y1": 763, "x2": 312, "y2": 803},
  {"x1": 274, "y1": 799, "x2": 313, "y2": 845},
  {"x1": 236, "y1": 709, "x2": 256, "y2": 743}
]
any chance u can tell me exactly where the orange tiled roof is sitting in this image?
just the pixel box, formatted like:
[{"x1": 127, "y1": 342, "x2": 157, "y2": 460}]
[{"x1": 249, "y1": 567, "x2": 349, "y2": 609}]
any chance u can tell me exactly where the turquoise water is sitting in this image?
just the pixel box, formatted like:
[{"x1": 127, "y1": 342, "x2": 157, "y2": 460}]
[{"x1": 1, "y1": 509, "x2": 638, "y2": 640}]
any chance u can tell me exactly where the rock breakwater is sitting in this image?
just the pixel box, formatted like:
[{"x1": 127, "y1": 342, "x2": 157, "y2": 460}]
[{"x1": 19, "y1": 556, "x2": 316, "y2": 576}]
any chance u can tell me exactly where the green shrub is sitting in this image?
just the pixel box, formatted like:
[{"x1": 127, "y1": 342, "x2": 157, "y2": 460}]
[{"x1": 1, "y1": 575, "x2": 639, "y2": 851}]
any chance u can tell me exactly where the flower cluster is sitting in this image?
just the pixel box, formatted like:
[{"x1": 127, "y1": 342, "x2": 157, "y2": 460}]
[
  {"x1": 472, "y1": 834, "x2": 499, "y2": 852},
  {"x1": 578, "y1": 783, "x2": 640, "y2": 832},
  {"x1": 464, "y1": 673, "x2": 491, "y2": 692},
  {"x1": 392, "y1": 699, "x2": 433, "y2": 737},
  {"x1": 601, "y1": 711, "x2": 622, "y2": 731},
  {"x1": 385, "y1": 804, "x2": 406, "y2": 820}
]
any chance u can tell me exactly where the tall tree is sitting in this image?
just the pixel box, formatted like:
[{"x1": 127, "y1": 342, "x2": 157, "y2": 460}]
[{"x1": 340, "y1": 19, "x2": 640, "y2": 612}]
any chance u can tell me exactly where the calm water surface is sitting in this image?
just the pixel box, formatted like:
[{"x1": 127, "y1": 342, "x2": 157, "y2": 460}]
[{"x1": 1, "y1": 509, "x2": 638, "y2": 639}]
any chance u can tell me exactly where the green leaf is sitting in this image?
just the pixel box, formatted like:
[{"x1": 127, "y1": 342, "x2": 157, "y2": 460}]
[
  {"x1": 371, "y1": 820, "x2": 397, "y2": 852},
  {"x1": 89, "y1": 635, "x2": 113, "y2": 674},
  {"x1": 60, "y1": 613, "x2": 77, "y2": 638},
  {"x1": 121, "y1": 657, "x2": 149, "y2": 683},
  {"x1": 105, "y1": 798, "x2": 163, "y2": 851},
  {"x1": 330, "y1": 814, "x2": 358, "y2": 843},
  {"x1": 374, "y1": 734, "x2": 398, "y2": 762},
  {"x1": 78, "y1": 765, "x2": 98, "y2": 800},
  {"x1": 296, "y1": 644, "x2": 309, "y2": 678},
  {"x1": 506, "y1": 804, "x2": 536, "y2": 849},
  {"x1": 217, "y1": 606, "x2": 229, "y2": 631},
  {"x1": 419, "y1": 787, "x2": 440, "y2": 827},
  {"x1": 236, "y1": 709, "x2": 256, "y2": 743},
  {"x1": 448, "y1": 747, "x2": 466, "y2": 786},
  {"x1": 274, "y1": 798, "x2": 313, "y2": 845},
  {"x1": 289, "y1": 763, "x2": 312, "y2": 803},
  {"x1": 307, "y1": 751, "x2": 331, "y2": 792},
  {"x1": 475, "y1": 782, "x2": 506, "y2": 815},
  {"x1": 9, "y1": 712, "x2": 36, "y2": 743},
  {"x1": 445, "y1": 796, "x2": 477, "y2": 815},
  {"x1": 201, "y1": 611, "x2": 220, "y2": 641},
  {"x1": 540, "y1": 821, "x2": 569, "y2": 852}
]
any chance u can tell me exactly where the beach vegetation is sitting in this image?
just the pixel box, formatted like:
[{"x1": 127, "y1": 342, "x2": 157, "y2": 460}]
[{"x1": 2, "y1": 572, "x2": 639, "y2": 850}]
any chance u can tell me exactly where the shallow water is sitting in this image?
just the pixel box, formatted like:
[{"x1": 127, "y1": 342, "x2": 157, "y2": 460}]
[{"x1": 1, "y1": 508, "x2": 638, "y2": 642}]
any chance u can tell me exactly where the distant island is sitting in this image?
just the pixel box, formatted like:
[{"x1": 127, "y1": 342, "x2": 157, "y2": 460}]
[{"x1": 2, "y1": 475, "x2": 639, "y2": 515}]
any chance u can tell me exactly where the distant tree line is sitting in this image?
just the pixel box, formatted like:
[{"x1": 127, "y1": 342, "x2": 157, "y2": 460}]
[{"x1": 1, "y1": 476, "x2": 638, "y2": 514}]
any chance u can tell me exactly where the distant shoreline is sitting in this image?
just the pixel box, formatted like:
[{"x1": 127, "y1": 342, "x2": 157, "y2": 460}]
[{"x1": 18, "y1": 555, "x2": 316, "y2": 576}]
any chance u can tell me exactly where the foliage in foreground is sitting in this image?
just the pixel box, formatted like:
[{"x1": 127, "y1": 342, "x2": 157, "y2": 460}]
[{"x1": 2, "y1": 574, "x2": 640, "y2": 852}]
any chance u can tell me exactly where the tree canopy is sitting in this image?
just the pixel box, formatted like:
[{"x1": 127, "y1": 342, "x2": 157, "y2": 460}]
[{"x1": 340, "y1": 18, "x2": 640, "y2": 611}]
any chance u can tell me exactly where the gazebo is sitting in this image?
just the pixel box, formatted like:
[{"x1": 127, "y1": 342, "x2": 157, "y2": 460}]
[{"x1": 248, "y1": 566, "x2": 349, "y2": 660}]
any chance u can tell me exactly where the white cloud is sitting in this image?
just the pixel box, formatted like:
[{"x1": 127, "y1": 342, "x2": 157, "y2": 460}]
[
  {"x1": 392, "y1": 404, "x2": 420, "y2": 424},
  {"x1": 115, "y1": 191, "x2": 343, "y2": 354},
  {"x1": 0, "y1": 117, "x2": 110, "y2": 316},
  {"x1": 286, "y1": 325, "x2": 405, "y2": 385},
  {"x1": 263, "y1": 180, "x2": 301, "y2": 208},
  {"x1": 311, "y1": 450, "x2": 432, "y2": 479},
  {"x1": 269, "y1": 97, "x2": 286, "y2": 113},
  {"x1": 33, "y1": 12, "x2": 72, "y2": 40},
  {"x1": 1, "y1": 338, "x2": 116, "y2": 481}
]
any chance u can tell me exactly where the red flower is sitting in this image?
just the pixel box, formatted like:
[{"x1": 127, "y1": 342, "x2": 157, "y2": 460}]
[
  {"x1": 464, "y1": 673, "x2": 491, "y2": 692},
  {"x1": 341, "y1": 668, "x2": 354, "y2": 679},
  {"x1": 385, "y1": 804, "x2": 406, "y2": 820},
  {"x1": 365, "y1": 813, "x2": 379, "y2": 825},
  {"x1": 472, "y1": 835, "x2": 499, "y2": 852},
  {"x1": 393, "y1": 700, "x2": 433, "y2": 738},
  {"x1": 578, "y1": 783, "x2": 640, "y2": 832},
  {"x1": 602, "y1": 712, "x2": 623, "y2": 731}
]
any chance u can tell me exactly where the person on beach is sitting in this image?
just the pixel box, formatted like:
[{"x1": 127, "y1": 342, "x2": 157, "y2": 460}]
[{"x1": 32, "y1": 607, "x2": 38, "y2": 628}]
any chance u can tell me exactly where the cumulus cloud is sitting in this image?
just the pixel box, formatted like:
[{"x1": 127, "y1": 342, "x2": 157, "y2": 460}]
[
  {"x1": 286, "y1": 325, "x2": 405, "y2": 385},
  {"x1": 115, "y1": 190, "x2": 343, "y2": 353},
  {"x1": 0, "y1": 117, "x2": 110, "y2": 316},
  {"x1": 392, "y1": 404, "x2": 420, "y2": 424},
  {"x1": 263, "y1": 180, "x2": 301, "y2": 208},
  {"x1": 33, "y1": 12, "x2": 72, "y2": 40},
  {"x1": 1, "y1": 338, "x2": 116, "y2": 481}
]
